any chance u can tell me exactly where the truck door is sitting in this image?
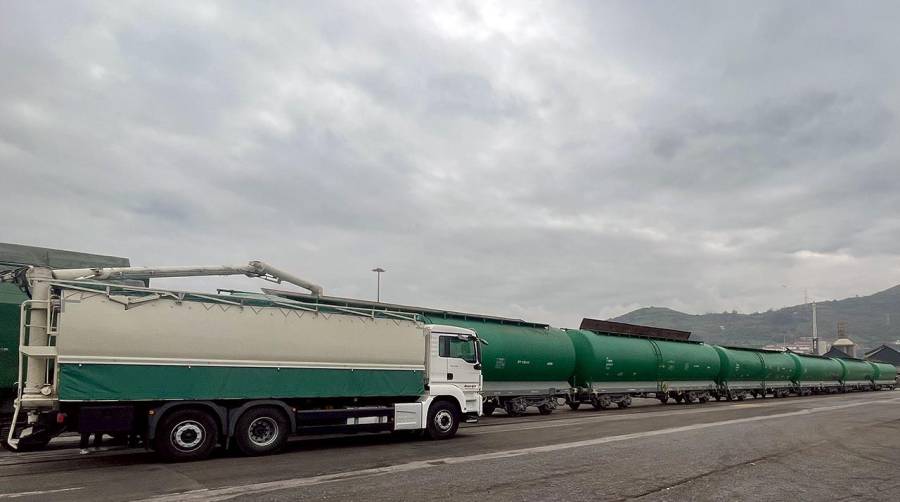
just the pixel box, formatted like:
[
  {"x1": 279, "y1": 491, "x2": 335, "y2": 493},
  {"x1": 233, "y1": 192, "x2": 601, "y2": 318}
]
[{"x1": 437, "y1": 334, "x2": 480, "y2": 392}]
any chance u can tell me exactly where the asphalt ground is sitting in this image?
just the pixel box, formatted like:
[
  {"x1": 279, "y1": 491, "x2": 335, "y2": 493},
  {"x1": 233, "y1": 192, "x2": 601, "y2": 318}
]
[{"x1": 0, "y1": 391, "x2": 897, "y2": 501}]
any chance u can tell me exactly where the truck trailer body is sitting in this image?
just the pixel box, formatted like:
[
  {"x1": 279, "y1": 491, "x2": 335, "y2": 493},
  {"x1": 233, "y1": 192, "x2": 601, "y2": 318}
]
[{"x1": 5, "y1": 265, "x2": 482, "y2": 461}]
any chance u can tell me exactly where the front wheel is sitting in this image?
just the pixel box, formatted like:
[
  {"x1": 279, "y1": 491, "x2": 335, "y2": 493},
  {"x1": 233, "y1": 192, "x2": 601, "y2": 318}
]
[
  {"x1": 234, "y1": 407, "x2": 289, "y2": 456},
  {"x1": 426, "y1": 400, "x2": 459, "y2": 440},
  {"x1": 154, "y1": 408, "x2": 218, "y2": 462}
]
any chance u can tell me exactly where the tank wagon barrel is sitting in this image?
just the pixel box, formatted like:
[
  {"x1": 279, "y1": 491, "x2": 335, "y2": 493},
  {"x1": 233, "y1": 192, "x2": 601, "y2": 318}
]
[
  {"x1": 837, "y1": 358, "x2": 877, "y2": 391},
  {"x1": 712, "y1": 346, "x2": 766, "y2": 400},
  {"x1": 790, "y1": 353, "x2": 844, "y2": 395},
  {"x1": 565, "y1": 329, "x2": 721, "y2": 408},
  {"x1": 869, "y1": 361, "x2": 897, "y2": 389}
]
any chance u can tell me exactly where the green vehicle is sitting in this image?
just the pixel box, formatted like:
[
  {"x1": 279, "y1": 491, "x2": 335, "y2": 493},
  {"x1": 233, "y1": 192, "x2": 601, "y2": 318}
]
[
  {"x1": 790, "y1": 353, "x2": 844, "y2": 395},
  {"x1": 837, "y1": 358, "x2": 877, "y2": 391},
  {"x1": 713, "y1": 346, "x2": 767, "y2": 400},
  {"x1": 565, "y1": 329, "x2": 721, "y2": 408},
  {"x1": 0, "y1": 243, "x2": 130, "y2": 415},
  {"x1": 869, "y1": 361, "x2": 897, "y2": 390}
]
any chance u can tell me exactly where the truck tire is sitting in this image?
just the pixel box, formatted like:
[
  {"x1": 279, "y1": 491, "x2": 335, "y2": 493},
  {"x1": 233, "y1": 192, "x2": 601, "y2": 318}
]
[
  {"x1": 425, "y1": 400, "x2": 459, "y2": 440},
  {"x1": 234, "y1": 406, "x2": 289, "y2": 456},
  {"x1": 154, "y1": 408, "x2": 218, "y2": 462}
]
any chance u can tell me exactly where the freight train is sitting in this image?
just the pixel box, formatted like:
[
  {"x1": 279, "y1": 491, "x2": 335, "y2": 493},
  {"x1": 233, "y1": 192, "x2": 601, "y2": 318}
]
[
  {"x1": 0, "y1": 260, "x2": 896, "y2": 462},
  {"x1": 269, "y1": 291, "x2": 897, "y2": 415}
]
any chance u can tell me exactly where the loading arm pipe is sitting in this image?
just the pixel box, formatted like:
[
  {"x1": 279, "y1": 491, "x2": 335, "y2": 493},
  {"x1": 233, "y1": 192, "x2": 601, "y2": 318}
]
[{"x1": 12, "y1": 260, "x2": 324, "y2": 296}]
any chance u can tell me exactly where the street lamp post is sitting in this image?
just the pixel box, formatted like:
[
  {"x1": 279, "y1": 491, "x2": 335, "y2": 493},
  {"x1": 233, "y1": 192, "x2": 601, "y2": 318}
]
[{"x1": 372, "y1": 268, "x2": 385, "y2": 302}]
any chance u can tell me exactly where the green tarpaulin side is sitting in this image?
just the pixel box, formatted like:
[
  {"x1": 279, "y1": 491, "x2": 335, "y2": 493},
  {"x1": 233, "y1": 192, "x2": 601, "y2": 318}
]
[{"x1": 58, "y1": 364, "x2": 425, "y2": 401}]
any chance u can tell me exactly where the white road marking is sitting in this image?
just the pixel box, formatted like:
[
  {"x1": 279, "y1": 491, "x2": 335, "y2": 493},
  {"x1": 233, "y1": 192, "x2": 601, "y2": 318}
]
[
  {"x1": 141, "y1": 397, "x2": 899, "y2": 502},
  {"x1": 0, "y1": 487, "x2": 84, "y2": 499},
  {"x1": 465, "y1": 393, "x2": 891, "y2": 435}
]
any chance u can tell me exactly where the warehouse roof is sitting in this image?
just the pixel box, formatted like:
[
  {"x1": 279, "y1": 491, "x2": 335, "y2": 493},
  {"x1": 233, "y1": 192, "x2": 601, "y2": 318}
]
[
  {"x1": 865, "y1": 345, "x2": 900, "y2": 365},
  {"x1": 0, "y1": 242, "x2": 129, "y2": 269},
  {"x1": 579, "y1": 318, "x2": 691, "y2": 341}
]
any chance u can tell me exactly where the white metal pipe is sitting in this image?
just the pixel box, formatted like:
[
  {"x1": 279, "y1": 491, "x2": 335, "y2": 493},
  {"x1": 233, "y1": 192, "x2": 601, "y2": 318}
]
[
  {"x1": 44, "y1": 261, "x2": 323, "y2": 296},
  {"x1": 23, "y1": 267, "x2": 52, "y2": 397}
]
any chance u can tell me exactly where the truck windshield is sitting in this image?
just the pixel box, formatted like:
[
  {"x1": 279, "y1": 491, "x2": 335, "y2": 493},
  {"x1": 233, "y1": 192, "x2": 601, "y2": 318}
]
[{"x1": 439, "y1": 336, "x2": 477, "y2": 364}]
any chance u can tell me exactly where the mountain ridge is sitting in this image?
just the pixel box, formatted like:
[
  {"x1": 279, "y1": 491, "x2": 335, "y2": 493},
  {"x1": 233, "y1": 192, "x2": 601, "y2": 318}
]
[{"x1": 611, "y1": 284, "x2": 900, "y2": 350}]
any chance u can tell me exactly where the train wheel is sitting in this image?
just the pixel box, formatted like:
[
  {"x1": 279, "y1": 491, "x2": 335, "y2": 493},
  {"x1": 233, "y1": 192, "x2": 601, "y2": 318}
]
[
  {"x1": 503, "y1": 402, "x2": 523, "y2": 417},
  {"x1": 658, "y1": 396, "x2": 669, "y2": 404},
  {"x1": 482, "y1": 403, "x2": 496, "y2": 416},
  {"x1": 567, "y1": 401, "x2": 581, "y2": 411},
  {"x1": 537, "y1": 405, "x2": 553, "y2": 415},
  {"x1": 674, "y1": 394, "x2": 683, "y2": 404},
  {"x1": 616, "y1": 397, "x2": 632, "y2": 409},
  {"x1": 591, "y1": 396, "x2": 610, "y2": 410}
]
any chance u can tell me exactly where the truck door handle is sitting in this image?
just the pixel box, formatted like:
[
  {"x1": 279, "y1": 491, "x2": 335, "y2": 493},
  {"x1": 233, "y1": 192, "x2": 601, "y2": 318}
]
[{"x1": 447, "y1": 373, "x2": 453, "y2": 380}]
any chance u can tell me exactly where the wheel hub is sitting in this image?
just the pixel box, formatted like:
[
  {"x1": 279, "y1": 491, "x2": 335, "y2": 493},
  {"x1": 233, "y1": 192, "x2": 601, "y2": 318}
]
[
  {"x1": 248, "y1": 417, "x2": 279, "y2": 447},
  {"x1": 171, "y1": 421, "x2": 204, "y2": 451},
  {"x1": 434, "y1": 410, "x2": 453, "y2": 432}
]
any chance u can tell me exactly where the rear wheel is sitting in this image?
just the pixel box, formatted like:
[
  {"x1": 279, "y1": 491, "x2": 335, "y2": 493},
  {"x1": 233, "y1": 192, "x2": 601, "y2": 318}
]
[
  {"x1": 426, "y1": 400, "x2": 459, "y2": 440},
  {"x1": 154, "y1": 408, "x2": 218, "y2": 462},
  {"x1": 234, "y1": 407, "x2": 290, "y2": 456}
]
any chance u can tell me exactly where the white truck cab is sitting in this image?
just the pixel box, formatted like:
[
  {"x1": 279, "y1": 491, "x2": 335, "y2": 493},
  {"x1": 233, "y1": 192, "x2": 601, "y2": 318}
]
[{"x1": 395, "y1": 324, "x2": 483, "y2": 437}]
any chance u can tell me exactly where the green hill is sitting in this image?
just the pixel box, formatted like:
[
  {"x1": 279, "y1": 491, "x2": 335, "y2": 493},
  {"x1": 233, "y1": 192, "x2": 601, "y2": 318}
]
[{"x1": 612, "y1": 285, "x2": 900, "y2": 351}]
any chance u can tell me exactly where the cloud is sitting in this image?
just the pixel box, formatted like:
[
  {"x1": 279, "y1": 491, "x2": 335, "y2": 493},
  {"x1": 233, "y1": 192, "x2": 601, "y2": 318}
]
[{"x1": 2, "y1": 1, "x2": 899, "y2": 328}]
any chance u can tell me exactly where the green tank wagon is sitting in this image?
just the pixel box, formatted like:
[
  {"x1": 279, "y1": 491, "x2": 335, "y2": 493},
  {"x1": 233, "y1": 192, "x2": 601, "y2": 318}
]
[
  {"x1": 713, "y1": 346, "x2": 766, "y2": 400},
  {"x1": 566, "y1": 329, "x2": 720, "y2": 408},
  {"x1": 869, "y1": 361, "x2": 897, "y2": 390},
  {"x1": 837, "y1": 358, "x2": 877, "y2": 391},
  {"x1": 790, "y1": 353, "x2": 843, "y2": 395}
]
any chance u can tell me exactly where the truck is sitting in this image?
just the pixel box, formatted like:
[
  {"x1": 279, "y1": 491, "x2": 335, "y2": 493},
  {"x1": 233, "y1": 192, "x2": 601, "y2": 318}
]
[{"x1": 2, "y1": 261, "x2": 482, "y2": 461}]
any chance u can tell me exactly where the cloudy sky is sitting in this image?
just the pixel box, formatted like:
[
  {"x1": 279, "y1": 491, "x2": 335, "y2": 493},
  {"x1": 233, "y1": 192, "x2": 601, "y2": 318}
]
[{"x1": 2, "y1": 1, "x2": 899, "y2": 326}]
